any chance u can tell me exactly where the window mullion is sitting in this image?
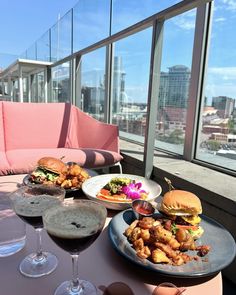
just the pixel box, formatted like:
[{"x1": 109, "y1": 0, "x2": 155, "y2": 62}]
[
  {"x1": 184, "y1": 3, "x2": 211, "y2": 161},
  {"x1": 144, "y1": 20, "x2": 164, "y2": 179}
]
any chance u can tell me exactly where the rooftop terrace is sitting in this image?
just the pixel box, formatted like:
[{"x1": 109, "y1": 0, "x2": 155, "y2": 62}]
[{"x1": 0, "y1": 0, "x2": 236, "y2": 291}]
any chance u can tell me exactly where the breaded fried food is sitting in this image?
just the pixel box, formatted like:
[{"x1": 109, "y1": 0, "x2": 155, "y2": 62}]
[
  {"x1": 55, "y1": 163, "x2": 90, "y2": 189},
  {"x1": 152, "y1": 249, "x2": 171, "y2": 264}
]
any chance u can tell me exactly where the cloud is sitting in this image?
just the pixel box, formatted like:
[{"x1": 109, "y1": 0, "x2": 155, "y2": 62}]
[
  {"x1": 208, "y1": 67, "x2": 236, "y2": 77},
  {"x1": 221, "y1": 0, "x2": 236, "y2": 11},
  {"x1": 206, "y1": 67, "x2": 236, "y2": 99},
  {"x1": 205, "y1": 82, "x2": 236, "y2": 99},
  {"x1": 214, "y1": 17, "x2": 226, "y2": 22},
  {"x1": 171, "y1": 10, "x2": 196, "y2": 30}
]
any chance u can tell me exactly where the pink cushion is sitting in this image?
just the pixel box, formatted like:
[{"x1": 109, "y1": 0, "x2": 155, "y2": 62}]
[
  {"x1": 0, "y1": 151, "x2": 11, "y2": 175},
  {"x1": 6, "y1": 148, "x2": 123, "y2": 174},
  {"x1": 3, "y1": 102, "x2": 70, "y2": 150}
]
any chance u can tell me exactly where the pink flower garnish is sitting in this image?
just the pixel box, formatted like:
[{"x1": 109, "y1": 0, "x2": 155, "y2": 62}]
[{"x1": 122, "y1": 182, "x2": 147, "y2": 200}]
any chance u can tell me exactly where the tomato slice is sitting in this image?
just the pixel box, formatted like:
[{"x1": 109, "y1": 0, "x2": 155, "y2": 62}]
[
  {"x1": 99, "y1": 189, "x2": 110, "y2": 196},
  {"x1": 96, "y1": 193, "x2": 131, "y2": 203},
  {"x1": 176, "y1": 224, "x2": 199, "y2": 231}
]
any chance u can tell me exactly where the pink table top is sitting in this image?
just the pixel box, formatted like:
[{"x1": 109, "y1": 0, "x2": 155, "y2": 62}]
[{"x1": 0, "y1": 174, "x2": 222, "y2": 295}]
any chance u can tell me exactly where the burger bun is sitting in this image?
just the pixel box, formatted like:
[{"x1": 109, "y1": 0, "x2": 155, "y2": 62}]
[
  {"x1": 37, "y1": 157, "x2": 67, "y2": 175},
  {"x1": 160, "y1": 190, "x2": 202, "y2": 216}
]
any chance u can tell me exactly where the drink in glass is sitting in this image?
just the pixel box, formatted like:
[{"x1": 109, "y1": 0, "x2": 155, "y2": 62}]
[
  {"x1": 11, "y1": 184, "x2": 65, "y2": 277},
  {"x1": 43, "y1": 199, "x2": 107, "y2": 295}
]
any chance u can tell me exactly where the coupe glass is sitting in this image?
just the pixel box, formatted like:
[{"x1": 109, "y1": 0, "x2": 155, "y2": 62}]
[
  {"x1": 43, "y1": 199, "x2": 107, "y2": 295},
  {"x1": 10, "y1": 184, "x2": 65, "y2": 278}
]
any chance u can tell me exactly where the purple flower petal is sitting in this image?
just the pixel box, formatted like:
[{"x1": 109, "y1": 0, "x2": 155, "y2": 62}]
[
  {"x1": 135, "y1": 182, "x2": 142, "y2": 189},
  {"x1": 121, "y1": 182, "x2": 148, "y2": 200}
]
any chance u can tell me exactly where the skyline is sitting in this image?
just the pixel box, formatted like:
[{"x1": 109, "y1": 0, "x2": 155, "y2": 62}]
[{"x1": 1, "y1": 0, "x2": 236, "y2": 104}]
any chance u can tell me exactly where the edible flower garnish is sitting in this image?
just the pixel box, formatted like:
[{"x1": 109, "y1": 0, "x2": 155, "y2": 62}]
[
  {"x1": 96, "y1": 177, "x2": 149, "y2": 202},
  {"x1": 122, "y1": 182, "x2": 146, "y2": 200}
]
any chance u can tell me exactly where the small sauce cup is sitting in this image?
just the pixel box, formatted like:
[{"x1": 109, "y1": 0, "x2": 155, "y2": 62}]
[{"x1": 132, "y1": 199, "x2": 155, "y2": 220}]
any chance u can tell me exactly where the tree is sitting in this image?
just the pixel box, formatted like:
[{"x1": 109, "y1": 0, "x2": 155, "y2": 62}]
[
  {"x1": 207, "y1": 140, "x2": 221, "y2": 151},
  {"x1": 169, "y1": 129, "x2": 184, "y2": 144},
  {"x1": 228, "y1": 119, "x2": 236, "y2": 135}
]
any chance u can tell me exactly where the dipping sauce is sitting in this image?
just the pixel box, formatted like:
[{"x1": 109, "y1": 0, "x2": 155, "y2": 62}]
[
  {"x1": 132, "y1": 199, "x2": 155, "y2": 219},
  {"x1": 134, "y1": 204, "x2": 153, "y2": 215}
]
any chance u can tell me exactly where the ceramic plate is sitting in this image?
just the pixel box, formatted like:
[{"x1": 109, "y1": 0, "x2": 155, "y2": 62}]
[
  {"x1": 108, "y1": 209, "x2": 236, "y2": 278},
  {"x1": 81, "y1": 173, "x2": 162, "y2": 210}
]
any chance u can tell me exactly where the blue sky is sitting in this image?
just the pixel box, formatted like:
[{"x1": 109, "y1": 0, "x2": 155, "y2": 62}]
[
  {"x1": 0, "y1": 0, "x2": 78, "y2": 55},
  {"x1": 0, "y1": 0, "x2": 235, "y2": 103}
]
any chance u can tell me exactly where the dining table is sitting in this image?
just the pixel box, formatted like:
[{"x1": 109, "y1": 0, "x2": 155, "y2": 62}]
[{"x1": 0, "y1": 174, "x2": 223, "y2": 295}]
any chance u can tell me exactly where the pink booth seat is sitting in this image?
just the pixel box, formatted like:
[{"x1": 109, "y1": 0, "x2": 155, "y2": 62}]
[
  {"x1": 0, "y1": 102, "x2": 123, "y2": 176},
  {"x1": 0, "y1": 152, "x2": 11, "y2": 175},
  {"x1": 0, "y1": 102, "x2": 11, "y2": 174}
]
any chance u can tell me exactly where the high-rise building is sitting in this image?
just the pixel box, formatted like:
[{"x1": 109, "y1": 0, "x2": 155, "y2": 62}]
[
  {"x1": 212, "y1": 96, "x2": 235, "y2": 119},
  {"x1": 159, "y1": 65, "x2": 191, "y2": 109},
  {"x1": 112, "y1": 56, "x2": 126, "y2": 113}
]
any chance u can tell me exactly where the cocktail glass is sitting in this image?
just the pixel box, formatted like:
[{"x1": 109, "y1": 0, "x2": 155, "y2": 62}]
[
  {"x1": 43, "y1": 199, "x2": 107, "y2": 295},
  {"x1": 10, "y1": 184, "x2": 65, "y2": 278}
]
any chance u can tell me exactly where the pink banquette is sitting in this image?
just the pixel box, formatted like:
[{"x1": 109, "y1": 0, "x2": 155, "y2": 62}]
[{"x1": 0, "y1": 102, "x2": 123, "y2": 175}]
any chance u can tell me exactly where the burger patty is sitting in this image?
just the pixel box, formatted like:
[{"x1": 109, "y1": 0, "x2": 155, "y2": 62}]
[{"x1": 175, "y1": 216, "x2": 192, "y2": 226}]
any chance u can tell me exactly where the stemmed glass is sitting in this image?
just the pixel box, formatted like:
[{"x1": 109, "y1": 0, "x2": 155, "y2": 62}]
[
  {"x1": 43, "y1": 199, "x2": 107, "y2": 295},
  {"x1": 10, "y1": 184, "x2": 65, "y2": 278}
]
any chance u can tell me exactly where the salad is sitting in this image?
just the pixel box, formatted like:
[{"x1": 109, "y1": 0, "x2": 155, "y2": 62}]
[{"x1": 96, "y1": 177, "x2": 149, "y2": 202}]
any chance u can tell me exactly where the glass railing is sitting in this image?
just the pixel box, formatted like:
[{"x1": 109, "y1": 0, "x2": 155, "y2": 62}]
[
  {"x1": 1, "y1": 0, "x2": 235, "y2": 175},
  {"x1": 0, "y1": 1, "x2": 184, "y2": 69},
  {"x1": 0, "y1": 53, "x2": 19, "y2": 69},
  {"x1": 36, "y1": 31, "x2": 51, "y2": 62}
]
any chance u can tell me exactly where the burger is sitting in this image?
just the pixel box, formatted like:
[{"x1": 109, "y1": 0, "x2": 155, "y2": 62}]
[
  {"x1": 30, "y1": 157, "x2": 67, "y2": 184},
  {"x1": 159, "y1": 190, "x2": 204, "y2": 239}
]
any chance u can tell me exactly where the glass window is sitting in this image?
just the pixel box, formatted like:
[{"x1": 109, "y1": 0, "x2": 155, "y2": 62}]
[
  {"x1": 196, "y1": 1, "x2": 236, "y2": 172},
  {"x1": 78, "y1": 48, "x2": 106, "y2": 122},
  {"x1": 73, "y1": 0, "x2": 110, "y2": 52},
  {"x1": 155, "y1": 9, "x2": 196, "y2": 155},
  {"x1": 23, "y1": 77, "x2": 29, "y2": 102},
  {"x1": 37, "y1": 72, "x2": 45, "y2": 102},
  {"x1": 51, "y1": 11, "x2": 72, "y2": 62},
  {"x1": 30, "y1": 72, "x2": 45, "y2": 103},
  {"x1": 111, "y1": 0, "x2": 182, "y2": 34},
  {"x1": 12, "y1": 80, "x2": 19, "y2": 102},
  {"x1": 51, "y1": 62, "x2": 71, "y2": 103},
  {"x1": 111, "y1": 28, "x2": 152, "y2": 150}
]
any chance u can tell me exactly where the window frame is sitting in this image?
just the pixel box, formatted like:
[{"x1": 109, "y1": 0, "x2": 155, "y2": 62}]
[{"x1": 20, "y1": 0, "x2": 236, "y2": 176}]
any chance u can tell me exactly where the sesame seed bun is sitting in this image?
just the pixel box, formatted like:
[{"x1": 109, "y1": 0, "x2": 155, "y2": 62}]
[{"x1": 160, "y1": 190, "x2": 202, "y2": 216}]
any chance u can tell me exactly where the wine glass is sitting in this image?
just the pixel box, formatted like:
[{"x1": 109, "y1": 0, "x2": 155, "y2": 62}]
[
  {"x1": 43, "y1": 199, "x2": 107, "y2": 295},
  {"x1": 10, "y1": 184, "x2": 65, "y2": 278}
]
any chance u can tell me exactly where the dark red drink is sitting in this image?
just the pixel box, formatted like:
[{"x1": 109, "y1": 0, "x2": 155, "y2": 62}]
[
  {"x1": 14, "y1": 195, "x2": 62, "y2": 228},
  {"x1": 43, "y1": 202, "x2": 107, "y2": 254},
  {"x1": 48, "y1": 229, "x2": 102, "y2": 254}
]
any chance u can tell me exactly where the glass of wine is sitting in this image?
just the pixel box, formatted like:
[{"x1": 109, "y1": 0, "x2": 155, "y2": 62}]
[
  {"x1": 10, "y1": 184, "x2": 65, "y2": 278},
  {"x1": 43, "y1": 199, "x2": 107, "y2": 295}
]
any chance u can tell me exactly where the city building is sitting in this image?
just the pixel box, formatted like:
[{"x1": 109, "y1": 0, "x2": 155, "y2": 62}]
[
  {"x1": 0, "y1": 1, "x2": 236, "y2": 287},
  {"x1": 159, "y1": 65, "x2": 191, "y2": 109},
  {"x1": 212, "y1": 96, "x2": 235, "y2": 119}
]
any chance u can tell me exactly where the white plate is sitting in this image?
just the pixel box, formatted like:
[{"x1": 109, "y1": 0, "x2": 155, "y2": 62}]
[{"x1": 81, "y1": 173, "x2": 162, "y2": 210}]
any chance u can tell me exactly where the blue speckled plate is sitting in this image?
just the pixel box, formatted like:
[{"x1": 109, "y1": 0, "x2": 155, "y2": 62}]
[{"x1": 108, "y1": 209, "x2": 236, "y2": 278}]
